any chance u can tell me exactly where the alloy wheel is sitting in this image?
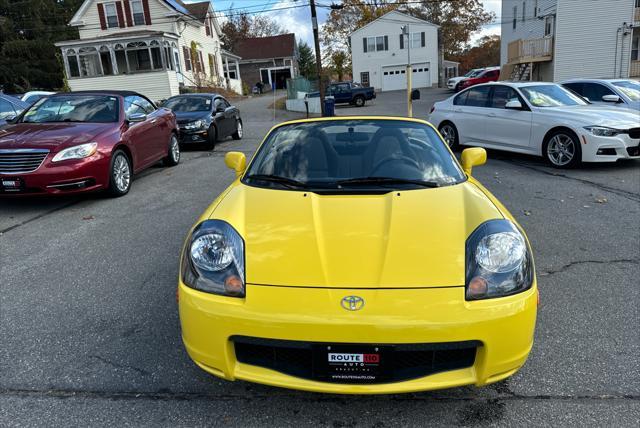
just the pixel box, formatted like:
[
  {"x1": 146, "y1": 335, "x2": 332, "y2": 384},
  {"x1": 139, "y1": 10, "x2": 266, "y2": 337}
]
[
  {"x1": 236, "y1": 121, "x2": 243, "y2": 138},
  {"x1": 170, "y1": 135, "x2": 180, "y2": 163},
  {"x1": 440, "y1": 125, "x2": 456, "y2": 147},
  {"x1": 547, "y1": 134, "x2": 575, "y2": 166},
  {"x1": 113, "y1": 155, "x2": 130, "y2": 192}
]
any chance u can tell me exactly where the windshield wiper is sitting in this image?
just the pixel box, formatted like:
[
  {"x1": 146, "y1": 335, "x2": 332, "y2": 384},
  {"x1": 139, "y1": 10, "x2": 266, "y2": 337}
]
[
  {"x1": 336, "y1": 177, "x2": 440, "y2": 188},
  {"x1": 245, "y1": 174, "x2": 309, "y2": 189}
]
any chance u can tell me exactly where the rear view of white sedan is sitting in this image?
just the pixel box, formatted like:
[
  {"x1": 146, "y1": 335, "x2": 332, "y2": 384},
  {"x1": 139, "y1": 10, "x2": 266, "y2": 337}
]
[{"x1": 429, "y1": 82, "x2": 640, "y2": 168}]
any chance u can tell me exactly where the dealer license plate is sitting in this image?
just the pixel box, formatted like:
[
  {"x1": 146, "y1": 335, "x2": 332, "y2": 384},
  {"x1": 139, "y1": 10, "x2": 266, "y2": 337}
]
[{"x1": 313, "y1": 344, "x2": 392, "y2": 383}]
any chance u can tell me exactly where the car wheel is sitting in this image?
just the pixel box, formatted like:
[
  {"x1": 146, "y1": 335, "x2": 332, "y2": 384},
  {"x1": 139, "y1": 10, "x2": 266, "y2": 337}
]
[
  {"x1": 206, "y1": 125, "x2": 217, "y2": 150},
  {"x1": 108, "y1": 150, "x2": 132, "y2": 197},
  {"x1": 543, "y1": 130, "x2": 581, "y2": 169},
  {"x1": 232, "y1": 120, "x2": 243, "y2": 140},
  {"x1": 439, "y1": 122, "x2": 460, "y2": 151},
  {"x1": 354, "y1": 96, "x2": 365, "y2": 107},
  {"x1": 164, "y1": 133, "x2": 180, "y2": 166}
]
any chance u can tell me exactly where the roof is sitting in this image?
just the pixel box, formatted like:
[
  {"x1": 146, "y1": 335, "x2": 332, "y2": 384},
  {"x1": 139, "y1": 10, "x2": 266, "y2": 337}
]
[
  {"x1": 235, "y1": 34, "x2": 296, "y2": 61},
  {"x1": 350, "y1": 10, "x2": 439, "y2": 36},
  {"x1": 183, "y1": 1, "x2": 211, "y2": 23}
]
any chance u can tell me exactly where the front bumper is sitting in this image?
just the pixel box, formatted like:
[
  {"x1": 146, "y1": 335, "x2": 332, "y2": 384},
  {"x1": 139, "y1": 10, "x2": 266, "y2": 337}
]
[
  {"x1": 0, "y1": 152, "x2": 109, "y2": 196},
  {"x1": 579, "y1": 132, "x2": 640, "y2": 162},
  {"x1": 178, "y1": 127, "x2": 209, "y2": 143},
  {"x1": 179, "y1": 282, "x2": 537, "y2": 394}
]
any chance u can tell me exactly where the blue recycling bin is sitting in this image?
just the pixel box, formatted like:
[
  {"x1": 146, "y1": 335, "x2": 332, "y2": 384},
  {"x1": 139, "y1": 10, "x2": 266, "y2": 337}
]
[{"x1": 323, "y1": 96, "x2": 335, "y2": 117}]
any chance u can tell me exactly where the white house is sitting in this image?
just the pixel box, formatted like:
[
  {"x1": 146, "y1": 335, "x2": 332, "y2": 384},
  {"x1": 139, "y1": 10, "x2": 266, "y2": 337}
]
[
  {"x1": 55, "y1": 0, "x2": 243, "y2": 101},
  {"x1": 500, "y1": 0, "x2": 640, "y2": 81},
  {"x1": 350, "y1": 11, "x2": 440, "y2": 91}
]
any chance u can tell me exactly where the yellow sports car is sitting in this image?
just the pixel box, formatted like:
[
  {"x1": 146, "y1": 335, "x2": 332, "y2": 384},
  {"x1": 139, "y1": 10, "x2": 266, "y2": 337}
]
[{"x1": 178, "y1": 117, "x2": 537, "y2": 394}]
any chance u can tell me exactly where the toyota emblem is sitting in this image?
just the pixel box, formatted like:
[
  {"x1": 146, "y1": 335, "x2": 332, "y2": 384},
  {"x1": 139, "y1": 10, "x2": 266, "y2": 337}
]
[{"x1": 341, "y1": 296, "x2": 365, "y2": 311}]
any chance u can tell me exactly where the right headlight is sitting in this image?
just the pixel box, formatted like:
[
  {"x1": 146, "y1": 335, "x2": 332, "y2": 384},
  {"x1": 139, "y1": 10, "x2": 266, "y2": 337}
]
[
  {"x1": 181, "y1": 219, "x2": 245, "y2": 297},
  {"x1": 465, "y1": 219, "x2": 534, "y2": 300},
  {"x1": 583, "y1": 126, "x2": 620, "y2": 137},
  {"x1": 184, "y1": 120, "x2": 205, "y2": 130}
]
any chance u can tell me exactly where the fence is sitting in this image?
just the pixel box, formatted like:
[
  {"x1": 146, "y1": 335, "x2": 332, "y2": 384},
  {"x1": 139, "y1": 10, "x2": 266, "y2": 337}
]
[{"x1": 286, "y1": 77, "x2": 319, "y2": 99}]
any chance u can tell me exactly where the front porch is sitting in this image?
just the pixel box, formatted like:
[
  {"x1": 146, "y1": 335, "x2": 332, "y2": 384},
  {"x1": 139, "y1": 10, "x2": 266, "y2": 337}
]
[
  {"x1": 55, "y1": 30, "x2": 184, "y2": 101},
  {"x1": 221, "y1": 50, "x2": 243, "y2": 95}
]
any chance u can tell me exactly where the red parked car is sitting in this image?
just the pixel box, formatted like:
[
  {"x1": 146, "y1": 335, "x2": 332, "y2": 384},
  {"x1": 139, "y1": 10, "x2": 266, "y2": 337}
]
[
  {"x1": 0, "y1": 91, "x2": 180, "y2": 197},
  {"x1": 458, "y1": 67, "x2": 501, "y2": 91}
]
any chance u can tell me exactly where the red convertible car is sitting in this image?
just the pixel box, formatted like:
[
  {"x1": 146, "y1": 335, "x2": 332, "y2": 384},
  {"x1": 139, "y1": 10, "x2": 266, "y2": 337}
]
[{"x1": 0, "y1": 91, "x2": 179, "y2": 197}]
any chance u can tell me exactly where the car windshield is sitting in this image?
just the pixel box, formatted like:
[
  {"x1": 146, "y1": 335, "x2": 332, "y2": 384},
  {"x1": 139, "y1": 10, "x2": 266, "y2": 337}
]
[
  {"x1": 243, "y1": 120, "x2": 466, "y2": 192},
  {"x1": 21, "y1": 95, "x2": 119, "y2": 123},
  {"x1": 612, "y1": 81, "x2": 640, "y2": 101},
  {"x1": 466, "y1": 69, "x2": 481, "y2": 77},
  {"x1": 520, "y1": 85, "x2": 588, "y2": 107},
  {"x1": 163, "y1": 96, "x2": 212, "y2": 112}
]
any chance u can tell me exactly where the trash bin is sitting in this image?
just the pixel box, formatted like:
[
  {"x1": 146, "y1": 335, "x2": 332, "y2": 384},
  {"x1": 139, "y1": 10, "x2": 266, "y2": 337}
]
[{"x1": 323, "y1": 96, "x2": 335, "y2": 117}]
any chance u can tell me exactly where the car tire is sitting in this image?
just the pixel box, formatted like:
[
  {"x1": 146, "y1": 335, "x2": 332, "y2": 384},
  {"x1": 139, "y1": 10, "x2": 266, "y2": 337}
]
[
  {"x1": 108, "y1": 150, "x2": 132, "y2": 197},
  {"x1": 163, "y1": 133, "x2": 180, "y2": 166},
  {"x1": 206, "y1": 125, "x2": 217, "y2": 150},
  {"x1": 354, "y1": 96, "x2": 365, "y2": 107},
  {"x1": 543, "y1": 129, "x2": 582, "y2": 169},
  {"x1": 439, "y1": 122, "x2": 460, "y2": 151},
  {"x1": 232, "y1": 120, "x2": 243, "y2": 140}
]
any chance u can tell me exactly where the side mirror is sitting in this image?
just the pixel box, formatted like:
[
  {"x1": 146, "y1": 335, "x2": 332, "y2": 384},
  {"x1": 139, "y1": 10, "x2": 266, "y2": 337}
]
[
  {"x1": 4, "y1": 115, "x2": 16, "y2": 123},
  {"x1": 411, "y1": 89, "x2": 421, "y2": 100},
  {"x1": 128, "y1": 112, "x2": 146, "y2": 123},
  {"x1": 602, "y1": 94, "x2": 621, "y2": 103},
  {"x1": 460, "y1": 147, "x2": 487, "y2": 176},
  {"x1": 225, "y1": 151, "x2": 246, "y2": 177},
  {"x1": 505, "y1": 100, "x2": 523, "y2": 110},
  {"x1": 216, "y1": 106, "x2": 225, "y2": 113}
]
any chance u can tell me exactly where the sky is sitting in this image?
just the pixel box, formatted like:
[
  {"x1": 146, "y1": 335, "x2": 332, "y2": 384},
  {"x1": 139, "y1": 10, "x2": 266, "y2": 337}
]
[{"x1": 194, "y1": 0, "x2": 502, "y2": 48}]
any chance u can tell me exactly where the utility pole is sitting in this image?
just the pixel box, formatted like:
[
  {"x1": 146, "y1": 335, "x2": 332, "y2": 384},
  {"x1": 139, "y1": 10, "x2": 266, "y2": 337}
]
[
  {"x1": 310, "y1": 0, "x2": 325, "y2": 115},
  {"x1": 402, "y1": 25, "x2": 413, "y2": 117}
]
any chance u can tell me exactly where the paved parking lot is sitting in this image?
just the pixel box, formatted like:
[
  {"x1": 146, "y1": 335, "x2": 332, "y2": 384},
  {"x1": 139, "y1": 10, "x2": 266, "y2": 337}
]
[{"x1": 1, "y1": 89, "x2": 639, "y2": 427}]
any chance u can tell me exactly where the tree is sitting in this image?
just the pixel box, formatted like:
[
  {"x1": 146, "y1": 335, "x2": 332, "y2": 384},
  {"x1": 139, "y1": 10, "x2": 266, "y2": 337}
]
[
  {"x1": 297, "y1": 41, "x2": 316, "y2": 79},
  {"x1": 450, "y1": 35, "x2": 500, "y2": 73},
  {"x1": 220, "y1": 7, "x2": 285, "y2": 52},
  {"x1": 0, "y1": 0, "x2": 83, "y2": 92},
  {"x1": 328, "y1": 51, "x2": 351, "y2": 81},
  {"x1": 321, "y1": 0, "x2": 494, "y2": 58}
]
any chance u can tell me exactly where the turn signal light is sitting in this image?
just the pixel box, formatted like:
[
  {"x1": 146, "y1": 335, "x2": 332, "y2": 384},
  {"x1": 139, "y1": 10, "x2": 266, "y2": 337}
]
[
  {"x1": 224, "y1": 275, "x2": 244, "y2": 296},
  {"x1": 467, "y1": 276, "x2": 488, "y2": 299}
]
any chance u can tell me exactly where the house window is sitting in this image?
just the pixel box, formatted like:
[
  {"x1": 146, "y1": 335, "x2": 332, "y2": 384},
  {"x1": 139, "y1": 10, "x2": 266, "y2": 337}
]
[
  {"x1": 544, "y1": 15, "x2": 554, "y2": 36},
  {"x1": 149, "y1": 41, "x2": 163, "y2": 69},
  {"x1": 364, "y1": 36, "x2": 388, "y2": 52},
  {"x1": 183, "y1": 47, "x2": 192, "y2": 71},
  {"x1": 104, "y1": 3, "x2": 119, "y2": 28},
  {"x1": 209, "y1": 53, "x2": 218, "y2": 77},
  {"x1": 522, "y1": 2, "x2": 526, "y2": 21},
  {"x1": 366, "y1": 37, "x2": 376, "y2": 52},
  {"x1": 410, "y1": 32, "x2": 422, "y2": 48},
  {"x1": 632, "y1": 36, "x2": 639, "y2": 61},
  {"x1": 534, "y1": 0, "x2": 538, "y2": 17},
  {"x1": 99, "y1": 46, "x2": 113, "y2": 75},
  {"x1": 360, "y1": 72, "x2": 369, "y2": 86},
  {"x1": 130, "y1": 0, "x2": 145, "y2": 26},
  {"x1": 77, "y1": 47, "x2": 102, "y2": 77},
  {"x1": 512, "y1": 6, "x2": 517, "y2": 30},
  {"x1": 376, "y1": 36, "x2": 385, "y2": 51}
]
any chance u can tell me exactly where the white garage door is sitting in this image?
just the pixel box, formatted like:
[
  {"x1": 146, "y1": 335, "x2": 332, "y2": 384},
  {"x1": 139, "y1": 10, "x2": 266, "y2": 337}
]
[{"x1": 381, "y1": 63, "x2": 430, "y2": 91}]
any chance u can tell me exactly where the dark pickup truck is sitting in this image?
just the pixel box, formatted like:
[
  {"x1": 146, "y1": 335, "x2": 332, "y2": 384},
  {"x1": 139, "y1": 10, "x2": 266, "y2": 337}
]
[{"x1": 309, "y1": 82, "x2": 376, "y2": 107}]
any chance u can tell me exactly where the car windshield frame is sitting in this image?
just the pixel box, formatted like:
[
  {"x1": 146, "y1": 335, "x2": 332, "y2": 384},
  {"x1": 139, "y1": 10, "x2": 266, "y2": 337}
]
[
  {"x1": 20, "y1": 94, "x2": 120, "y2": 123},
  {"x1": 163, "y1": 96, "x2": 213, "y2": 112},
  {"x1": 242, "y1": 119, "x2": 467, "y2": 193},
  {"x1": 519, "y1": 84, "x2": 589, "y2": 108},
  {"x1": 611, "y1": 80, "x2": 640, "y2": 102}
]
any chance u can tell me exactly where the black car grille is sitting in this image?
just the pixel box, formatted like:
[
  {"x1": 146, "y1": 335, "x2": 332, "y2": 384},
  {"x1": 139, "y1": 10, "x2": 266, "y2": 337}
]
[
  {"x1": 628, "y1": 128, "x2": 640, "y2": 140},
  {"x1": 627, "y1": 145, "x2": 640, "y2": 157},
  {"x1": 233, "y1": 336, "x2": 479, "y2": 384},
  {"x1": 0, "y1": 150, "x2": 49, "y2": 174}
]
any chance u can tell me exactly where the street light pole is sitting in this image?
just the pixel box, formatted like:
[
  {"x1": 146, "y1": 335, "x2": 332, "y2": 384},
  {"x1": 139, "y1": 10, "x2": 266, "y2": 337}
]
[
  {"x1": 403, "y1": 25, "x2": 413, "y2": 117},
  {"x1": 310, "y1": 0, "x2": 325, "y2": 115}
]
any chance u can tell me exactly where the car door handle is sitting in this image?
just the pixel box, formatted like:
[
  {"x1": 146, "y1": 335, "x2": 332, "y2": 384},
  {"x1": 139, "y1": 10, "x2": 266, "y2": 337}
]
[
  {"x1": 151, "y1": 119, "x2": 157, "y2": 124},
  {"x1": 454, "y1": 108, "x2": 462, "y2": 113}
]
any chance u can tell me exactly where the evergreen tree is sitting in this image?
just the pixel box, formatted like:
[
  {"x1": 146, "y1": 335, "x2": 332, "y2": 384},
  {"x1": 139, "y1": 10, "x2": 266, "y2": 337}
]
[{"x1": 297, "y1": 41, "x2": 316, "y2": 79}]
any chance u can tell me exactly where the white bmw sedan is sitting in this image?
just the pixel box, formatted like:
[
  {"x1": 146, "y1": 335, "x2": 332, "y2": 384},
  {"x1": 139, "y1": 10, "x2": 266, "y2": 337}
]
[{"x1": 429, "y1": 82, "x2": 640, "y2": 168}]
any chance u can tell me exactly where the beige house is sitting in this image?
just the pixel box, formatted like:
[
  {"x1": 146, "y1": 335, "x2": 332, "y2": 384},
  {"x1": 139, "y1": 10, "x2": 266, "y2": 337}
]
[{"x1": 55, "y1": 0, "x2": 242, "y2": 101}]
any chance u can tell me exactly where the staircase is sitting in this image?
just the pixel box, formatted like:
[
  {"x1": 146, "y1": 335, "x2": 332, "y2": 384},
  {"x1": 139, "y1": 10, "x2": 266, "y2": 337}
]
[{"x1": 509, "y1": 63, "x2": 532, "y2": 81}]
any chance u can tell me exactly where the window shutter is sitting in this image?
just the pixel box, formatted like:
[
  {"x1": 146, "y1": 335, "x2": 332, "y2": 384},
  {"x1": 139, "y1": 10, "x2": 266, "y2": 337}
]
[
  {"x1": 123, "y1": 0, "x2": 133, "y2": 27},
  {"x1": 142, "y1": 0, "x2": 152, "y2": 25},
  {"x1": 384, "y1": 35, "x2": 388, "y2": 51},
  {"x1": 97, "y1": 3, "x2": 107, "y2": 30},
  {"x1": 183, "y1": 47, "x2": 191, "y2": 71},
  {"x1": 399, "y1": 34, "x2": 404, "y2": 49},
  {"x1": 205, "y1": 17, "x2": 211, "y2": 36},
  {"x1": 421, "y1": 32, "x2": 426, "y2": 47},
  {"x1": 198, "y1": 51, "x2": 204, "y2": 73},
  {"x1": 116, "y1": 2, "x2": 126, "y2": 28},
  {"x1": 363, "y1": 37, "x2": 367, "y2": 53}
]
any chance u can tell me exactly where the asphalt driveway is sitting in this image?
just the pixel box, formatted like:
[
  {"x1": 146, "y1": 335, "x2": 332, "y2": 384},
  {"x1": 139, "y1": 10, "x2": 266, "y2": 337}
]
[{"x1": 1, "y1": 89, "x2": 639, "y2": 427}]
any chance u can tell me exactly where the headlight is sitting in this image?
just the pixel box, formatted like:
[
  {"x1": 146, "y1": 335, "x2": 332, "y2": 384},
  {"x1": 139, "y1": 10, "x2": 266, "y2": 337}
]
[
  {"x1": 583, "y1": 126, "x2": 620, "y2": 137},
  {"x1": 465, "y1": 220, "x2": 534, "y2": 300},
  {"x1": 183, "y1": 120, "x2": 205, "y2": 130},
  {"x1": 51, "y1": 142, "x2": 98, "y2": 162},
  {"x1": 182, "y1": 219, "x2": 245, "y2": 297}
]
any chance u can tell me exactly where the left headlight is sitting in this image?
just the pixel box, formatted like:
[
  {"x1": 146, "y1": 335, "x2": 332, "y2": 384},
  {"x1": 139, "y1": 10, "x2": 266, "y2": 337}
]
[
  {"x1": 51, "y1": 142, "x2": 98, "y2": 162},
  {"x1": 465, "y1": 219, "x2": 534, "y2": 300},
  {"x1": 181, "y1": 219, "x2": 245, "y2": 297},
  {"x1": 583, "y1": 126, "x2": 620, "y2": 137}
]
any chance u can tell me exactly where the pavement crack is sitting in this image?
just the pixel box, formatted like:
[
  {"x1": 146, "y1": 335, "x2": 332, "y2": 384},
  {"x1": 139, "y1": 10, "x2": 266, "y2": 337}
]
[
  {"x1": 539, "y1": 258, "x2": 638, "y2": 277},
  {"x1": 0, "y1": 200, "x2": 80, "y2": 235},
  {"x1": 0, "y1": 388, "x2": 638, "y2": 403},
  {"x1": 498, "y1": 160, "x2": 640, "y2": 202},
  {"x1": 88, "y1": 356, "x2": 150, "y2": 377}
]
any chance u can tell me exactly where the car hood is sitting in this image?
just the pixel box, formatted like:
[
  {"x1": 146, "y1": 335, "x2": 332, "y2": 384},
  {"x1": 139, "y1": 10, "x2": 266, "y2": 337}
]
[
  {"x1": 173, "y1": 112, "x2": 210, "y2": 124},
  {"x1": 537, "y1": 105, "x2": 640, "y2": 128},
  {"x1": 209, "y1": 181, "x2": 504, "y2": 288},
  {"x1": 0, "y1": 122, "x2": 115, "y2": 151}
]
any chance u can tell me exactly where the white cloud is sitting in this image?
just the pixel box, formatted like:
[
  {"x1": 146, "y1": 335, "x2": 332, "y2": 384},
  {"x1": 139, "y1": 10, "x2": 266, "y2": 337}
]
[{"x1": 267, "y1": 1, "x2": 314, "y2": 47}]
